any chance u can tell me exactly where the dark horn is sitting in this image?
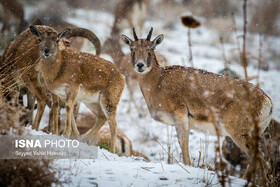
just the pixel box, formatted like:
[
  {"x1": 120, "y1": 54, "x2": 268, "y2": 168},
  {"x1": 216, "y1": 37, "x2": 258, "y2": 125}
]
[
  {"x1": 133, "y1": 27, "x2": 138, "y2": 41},
  {"x1": 146, "y1": 27, "x2": 153, "y2": 41}
]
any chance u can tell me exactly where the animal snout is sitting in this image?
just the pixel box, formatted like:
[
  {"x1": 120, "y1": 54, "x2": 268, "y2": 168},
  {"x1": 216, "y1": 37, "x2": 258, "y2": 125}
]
[
  {"x1": 137, "y1": 62, "x2": 144, "y2": 69},
  {"x1": 44, "y1": 48, "x2": 50, "y2": 56}
]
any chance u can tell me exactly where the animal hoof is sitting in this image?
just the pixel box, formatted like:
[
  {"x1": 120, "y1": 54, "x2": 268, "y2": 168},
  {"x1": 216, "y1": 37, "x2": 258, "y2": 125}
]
[{"x1": 52, "y1": 130, "x2": 59, "y2": 135}]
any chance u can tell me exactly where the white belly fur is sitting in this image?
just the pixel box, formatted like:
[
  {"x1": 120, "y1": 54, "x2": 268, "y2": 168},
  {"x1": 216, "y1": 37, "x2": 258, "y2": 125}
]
[
  {"x1": 189, "y1": 119, "x2": 227, "y2": 136},
  {"x1": 151, "y1": 110, "x2": 175, "y2": 126},
  {"x1": 53, "y1": 84, "x2": 68, "y2": 99},
  {"x1": 151, "y1": 109, "x2": 227, "y2": 136},
  {"x1": 77, "y1": 87, "x2": 100, "y2": 104},
  {"x1": 53, "y1": 84, "x2": 100, "y2": 104}
]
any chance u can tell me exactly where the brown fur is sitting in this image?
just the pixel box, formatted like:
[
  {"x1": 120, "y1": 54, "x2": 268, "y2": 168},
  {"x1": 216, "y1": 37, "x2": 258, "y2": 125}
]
[
  {"x1": 0, "y1": 26, "x2": 101, "y2": 133},
  {"x1": 120, "y1": 53, "x2": 168, "y2": 112},
  {"x1": 222, "y1": 119, "x2": 280, "y2": 171},
  {"x1": 32, "y1": 18, "x2": 100, "y2": 52},
  {"x1": 0, "y1": 0, "x2": 25, "y2": 34},
  {"x1": 103, "y1": 29, "x2": 168, "y2": 113},
  {"x1": 31, "y1": 19, "x2": 100, "y2": 132},
  {"x1": 103, "y1": 31, "x2": 125, "y2": 67},
  {"x1": 113, "y1": 0, "x2": 149, "y2": 33},
  {"x1": 121, "y1": 29, "x2": 273, "y2": 170},
  {"x1": 30, "y1": 26, "x2": 125, "y2": 154}
]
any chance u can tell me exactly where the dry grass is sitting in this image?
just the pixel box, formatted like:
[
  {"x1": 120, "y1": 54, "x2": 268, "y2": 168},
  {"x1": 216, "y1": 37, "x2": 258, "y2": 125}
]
[
  {"x1": 222, "y1": 120, "x2": 280, "y2": 182},
  {"x1": 0, "y1": 97, "x2": 25, "y2": 135},
  {"x1": 181, "y1": 15, "x2": 232, "y2": 186},
  {"x1": 234, "y1": 1, "x2": 279, "y2": 186},
  {"x1": 179, "y1": 0, "x2": 278, "y2": 185},
  {"x1": 0, "y1": 97, "x2": 68, "y2": 186},
  {"x1": 0, "y1": 159, "x2": 66, "y2": 187}
]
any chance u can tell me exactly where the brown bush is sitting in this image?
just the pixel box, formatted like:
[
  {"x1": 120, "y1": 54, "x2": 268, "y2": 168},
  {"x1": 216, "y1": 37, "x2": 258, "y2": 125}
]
[
  {"x1": 0, "y1": 97, "x2": 25, "y2": 135},
  {"x1": 0, "y1": 159, "x2": 65, "y2": 187},
  {"x1": 222, "y1": 120, "x2": 280, "y2": 181},
  {"x1": 0, "y1": 98, "x2": 66, "y2": 186}
]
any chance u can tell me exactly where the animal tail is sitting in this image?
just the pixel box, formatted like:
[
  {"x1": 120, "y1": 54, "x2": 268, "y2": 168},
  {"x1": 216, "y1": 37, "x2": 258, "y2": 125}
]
[{"x1": 66, "y1": 28, "x2": 101, "y2": 56}]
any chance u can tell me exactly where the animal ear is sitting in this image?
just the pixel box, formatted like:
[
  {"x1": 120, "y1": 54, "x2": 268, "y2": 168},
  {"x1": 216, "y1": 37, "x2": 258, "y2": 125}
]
[
  {"x1": 32, "y1": 19, "x2": 43, "y2": 25},
  {"x1": 29, "y1": 26, "x2": 41, "y2": 39},
  {"x1": 121, "y1": 35, "x2": 133, "y2": 46},
  {"x1": 152, "y1": 34, "x2": 164, "y2": 47},
  {"x1": 57, "y1": 28, "x2": 70, "y2": 41}
]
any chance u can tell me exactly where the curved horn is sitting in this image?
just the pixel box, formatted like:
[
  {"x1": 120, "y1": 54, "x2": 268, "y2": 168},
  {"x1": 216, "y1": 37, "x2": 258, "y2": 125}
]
[
  {"x1": 146, "y1": 27, "x2": 153, "y2": 41},
  {"x1": 133, "y1": 28, "x2": 138, "y2": 41},
  {"x1": 65, "y1": 28, "x2": 101, "y2": 56}
]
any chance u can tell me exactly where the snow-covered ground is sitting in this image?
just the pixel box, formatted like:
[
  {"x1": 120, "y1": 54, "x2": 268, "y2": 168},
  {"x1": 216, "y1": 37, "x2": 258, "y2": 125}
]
[
  {"x1": 28, "y1": 127, "x2": 245, "y2": 187},
  {"x1": 17, "y1": 5, "x2": 280, "y2": 187}
]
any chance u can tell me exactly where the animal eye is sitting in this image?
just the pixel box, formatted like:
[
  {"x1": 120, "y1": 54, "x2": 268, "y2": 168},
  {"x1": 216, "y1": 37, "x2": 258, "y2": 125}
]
[{"x1": 148, "y1": 50, "x2": 153, "y2": 56}]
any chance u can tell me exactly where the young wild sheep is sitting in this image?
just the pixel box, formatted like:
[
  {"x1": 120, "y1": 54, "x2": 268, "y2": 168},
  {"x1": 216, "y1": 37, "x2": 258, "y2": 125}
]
[
  {"x1": 29, "y1": 26, "x2": 125, "y2": 154},
  {"x1": 0, "y1": 25, "x2": 101, "y2": 133}
]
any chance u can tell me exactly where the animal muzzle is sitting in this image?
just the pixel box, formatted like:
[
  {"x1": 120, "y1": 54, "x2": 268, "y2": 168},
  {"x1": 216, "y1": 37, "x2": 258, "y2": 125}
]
[
  {"x1": 136, "y1": 62, "x2": 145, "y2": 73},
  {"x1": 44, "y1": 48, "x2": 50, "y2": 57}
]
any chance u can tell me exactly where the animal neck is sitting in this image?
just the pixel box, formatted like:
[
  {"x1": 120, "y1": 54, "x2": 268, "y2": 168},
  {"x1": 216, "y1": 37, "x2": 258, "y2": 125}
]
[
  {"x1": 111, "y1": 47, "x2": 125, "y2": 67},
  {"x1": 138, "y1": 53, "x2": 161, "y2": 91},
  {"x1": 40, "y1": 50, "x2": 63, "y2": 82},
  {"x1": 104, "y1": 37, "x2": 124, "y2": 67}
]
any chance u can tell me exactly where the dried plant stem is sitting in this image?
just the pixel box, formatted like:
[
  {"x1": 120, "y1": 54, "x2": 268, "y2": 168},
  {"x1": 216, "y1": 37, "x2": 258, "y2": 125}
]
[
  {"x1": 187, "y1": 28, "x2": 193, "y2": 66},
  {"x1": 156, "y1": 140, "x2": 190, "y2": 173},
  {"x1": 186, "y1": 25, "x2": 230, "y2": 186},
  {"x1": 242, "y1": 0, "x2": 248, "y2": 73},
  {"x1": 257, "y1": 34, "x2": 263, "y2": 87},
  {"x1": 166, "y1": 126, "x2": 172, "y2": 164},
  {"x1": 219, "y1": 37, "x2": 229, "y2": 70},
  {"x1": 231, "y1": 13, "x2": 244, "y2": 66},
  {"x1": 240, "y1": 0, "x2": 269, "y2": 186}
]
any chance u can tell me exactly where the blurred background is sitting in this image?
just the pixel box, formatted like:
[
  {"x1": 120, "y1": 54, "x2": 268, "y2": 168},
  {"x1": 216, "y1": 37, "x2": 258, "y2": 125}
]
[
  {"x1": 1, "y1": 0, "x2": 280, "y2": 70},
  {"x1": 0, "y1": 0, "x2": 279, "y2": 181}
]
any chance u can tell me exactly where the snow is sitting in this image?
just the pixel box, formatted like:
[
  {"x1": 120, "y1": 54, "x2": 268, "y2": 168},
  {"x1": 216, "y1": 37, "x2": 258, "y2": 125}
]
[
  {"x1": 15, "y1": 3, "x2": 280, "y2": 187},
  {"x1": 29, "y1": 127, "x2": 245, "y2": 186},
  {"x1": 55, "y1": 154, "x2": 246, "y2": 187}
]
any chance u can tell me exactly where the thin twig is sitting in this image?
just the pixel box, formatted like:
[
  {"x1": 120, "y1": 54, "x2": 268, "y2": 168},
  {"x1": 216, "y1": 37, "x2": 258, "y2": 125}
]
[
  {"x1": 156, "y1": 140, "x2": 190, "y2": 173},
  {"x1": 102, "y1": 152, "x2": 110, "y2": 161},
  {"x1": 257, "y1": 34, "x2": 263, "y2": 87}
]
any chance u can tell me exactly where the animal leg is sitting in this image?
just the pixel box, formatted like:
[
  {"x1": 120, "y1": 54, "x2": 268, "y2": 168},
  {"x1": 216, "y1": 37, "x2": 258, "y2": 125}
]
[
  {"x1": 27, "y1": 92, "x2": 35, "y2": 127},
  {"x1": 99, "y1": 94, "x2": 118, "y2": 154},
  {"x1": 230, "y1": 129, "x2": 266, "y2": 180},
  {"x1": 24, "y1": 79, "x2": 48, "y2": 131},
  {"x1": 174, "y1": 113, "x2": 191, "y2": 165},
  {"x1": 51, "y1": 94, "x2": 60, "y2": 135},
  {"x1": 71, "y1": 113, "x2": 80, "y2": 135},
  {"x1": 63, "y1": 87, "x2": 79, "y2": 137},
  {"x1": 83, "y1": 104, "x2": 106, "y2": 136}
]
